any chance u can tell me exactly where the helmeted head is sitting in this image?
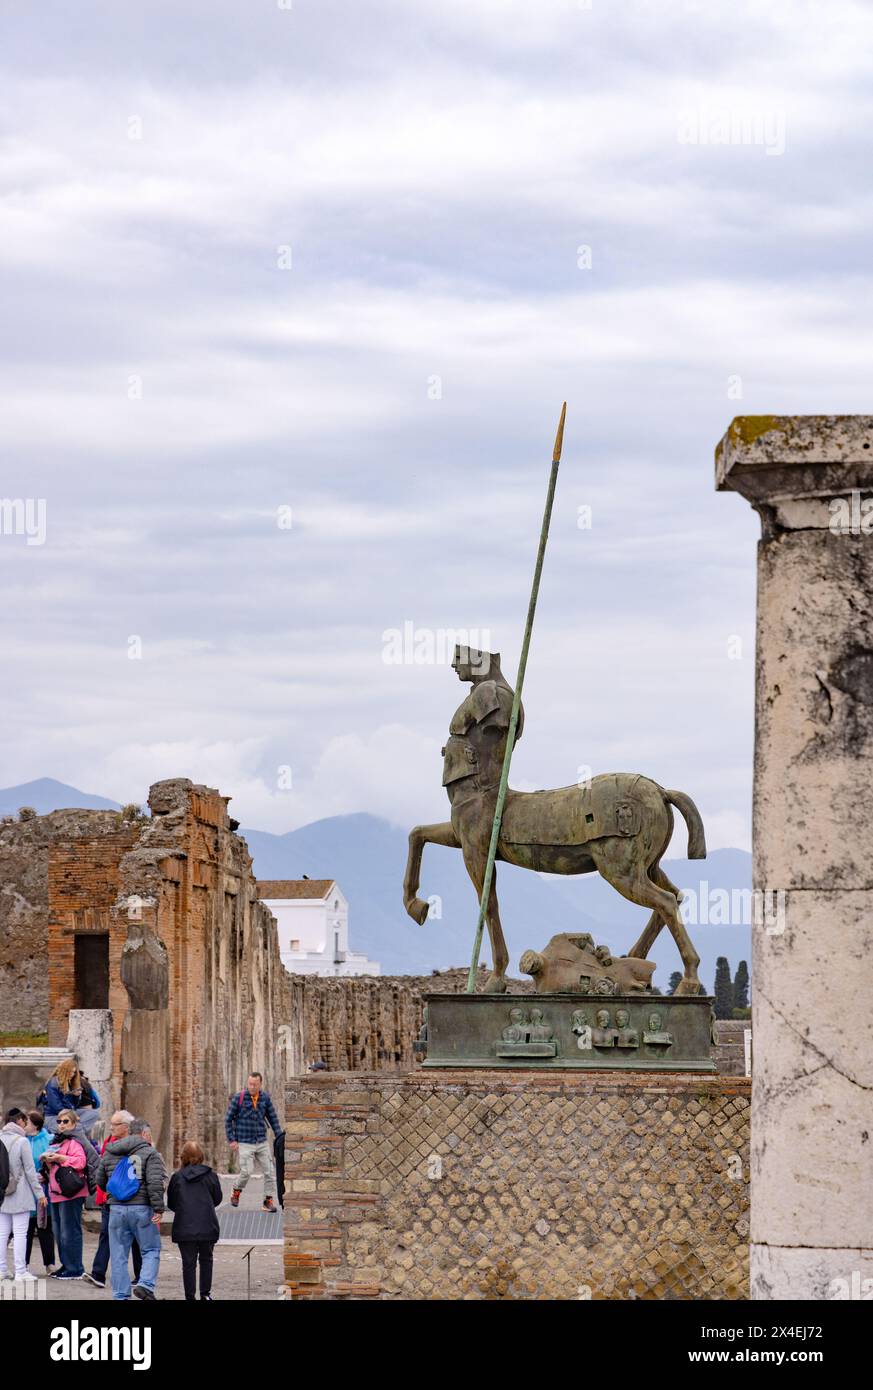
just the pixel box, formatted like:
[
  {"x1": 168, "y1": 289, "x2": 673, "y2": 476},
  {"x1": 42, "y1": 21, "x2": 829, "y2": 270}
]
[{"x1": 452, "y1": 645, "x2": 498, "y2": 682}]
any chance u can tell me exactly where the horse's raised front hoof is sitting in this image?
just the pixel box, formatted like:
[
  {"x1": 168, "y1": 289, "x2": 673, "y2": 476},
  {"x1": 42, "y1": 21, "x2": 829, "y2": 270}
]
[
  {"x1": 483, "y1": 972, "x2": 508, "y2": 994},
  {"x1": 674, "y1": 976, "x2": 704, "y2": 996},
  {"x1": 405, "y1": 897, "x2": 430, "y2": 925}
]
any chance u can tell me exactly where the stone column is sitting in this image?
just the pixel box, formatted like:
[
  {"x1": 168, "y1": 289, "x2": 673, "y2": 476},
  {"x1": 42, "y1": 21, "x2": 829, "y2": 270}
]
[
  {"x1": 66, "y1": 1009, "x2": 113, "y2": 1123},
  {"x1": 717, "y1": 416, "x2": 873, "y2": 1299},
  {"x1": 119, "y1": 909, "x2": 171, "y2": 1162}
]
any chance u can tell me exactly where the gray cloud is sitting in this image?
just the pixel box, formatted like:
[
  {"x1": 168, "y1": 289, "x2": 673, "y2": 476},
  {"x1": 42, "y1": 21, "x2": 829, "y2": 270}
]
[{"x1": 2, "y1": 0, "x2": 870, "y2": 842}]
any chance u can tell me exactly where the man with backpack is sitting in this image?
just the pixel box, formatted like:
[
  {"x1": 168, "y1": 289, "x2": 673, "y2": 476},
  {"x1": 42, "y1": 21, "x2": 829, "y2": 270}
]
[
  {"x1": 95, "y1": 1110, "x2": 165, "y2": 1301},
  {"x1": 84, "y1": 1111, "x2": 142, "y2": 1290},
  {"x1": 225, "y1": 1072, "x2": 282, "y2": 1212}
]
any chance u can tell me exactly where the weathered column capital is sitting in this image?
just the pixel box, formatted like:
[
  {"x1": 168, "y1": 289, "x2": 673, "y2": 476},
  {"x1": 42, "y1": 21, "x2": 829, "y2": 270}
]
[{"x1": 716, "y1": 415, "x2": 873, "y2": 530}]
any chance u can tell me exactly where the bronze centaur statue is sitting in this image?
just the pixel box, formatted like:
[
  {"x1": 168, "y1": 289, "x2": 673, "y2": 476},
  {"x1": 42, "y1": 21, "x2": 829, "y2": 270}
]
[{"x1": 403, "y1": 646, "x2": 706, "y2": 995}]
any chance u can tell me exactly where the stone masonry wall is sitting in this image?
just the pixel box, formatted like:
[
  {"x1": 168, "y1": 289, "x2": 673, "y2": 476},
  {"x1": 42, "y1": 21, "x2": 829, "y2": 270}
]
[
  {"x1": 105, "y1": 779, "x2": 295, "y2": 1165},
  {"x1": 713, "y1": 1020, "x2": 750, "y2": 1077},
  {"x1": 281, "y1": 975, "x2": 420, "y2": 1076},
  {"x1": 1, "y1": 792, "x2": 430, "y2": 1149},
  {"x1": 24, "y1": 781, "x2": 296, "y2": 1164},
  {"x1": 0, "y1": 809, "x2": 124, "y2": 1034},
  {"x1": 17, "y1": 780, "x2": 421, "y2": 1165},
  {"x1": 47, "y1": 826, "x2": 140, "y2": 1063},
  {"x1": 283, "y1": 1069, "x2": 750, "y2": 1300}
]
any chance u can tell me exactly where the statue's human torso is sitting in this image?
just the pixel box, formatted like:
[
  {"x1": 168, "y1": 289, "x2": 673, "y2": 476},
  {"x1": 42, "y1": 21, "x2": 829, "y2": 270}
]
[{"x1": 441, "y1": 678, "x2": 522, "y2": 792}]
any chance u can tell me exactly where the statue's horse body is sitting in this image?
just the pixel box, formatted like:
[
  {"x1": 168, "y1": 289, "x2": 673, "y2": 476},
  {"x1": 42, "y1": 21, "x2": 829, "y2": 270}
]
[{"x1": 403, "y1": 770, "x2": 706, "y2": 995}]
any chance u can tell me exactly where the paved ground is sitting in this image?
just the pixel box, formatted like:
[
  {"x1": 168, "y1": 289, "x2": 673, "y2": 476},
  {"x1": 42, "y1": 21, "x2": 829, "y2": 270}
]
[{"x1": 5, "y1": 1175, "x2": 283, "y2": 1303}]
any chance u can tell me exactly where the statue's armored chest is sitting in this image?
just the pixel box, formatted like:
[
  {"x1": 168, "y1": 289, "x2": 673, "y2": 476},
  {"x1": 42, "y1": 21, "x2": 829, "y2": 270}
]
[
  {"x1": 442, "y1": 681, "x2": 517, "y2": 787},
  {"x1": 449, "y1": 689, "x2": 483, "y2": 735},
  {"x1": 449, "y1": 706, "x2": 471, "y2": 735}
]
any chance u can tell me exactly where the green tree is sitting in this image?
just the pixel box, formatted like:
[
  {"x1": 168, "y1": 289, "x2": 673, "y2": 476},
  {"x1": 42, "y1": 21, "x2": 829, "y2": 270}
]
[
  {"x1": 733, "y1": 959, "x2": 750, "y2": 1012},
  {"x1": 667, "y1": 971, "x2": 682, "y2": 996},
  {"x1": 714, "y1": 956, "x2": 734, "y2": 1019}
]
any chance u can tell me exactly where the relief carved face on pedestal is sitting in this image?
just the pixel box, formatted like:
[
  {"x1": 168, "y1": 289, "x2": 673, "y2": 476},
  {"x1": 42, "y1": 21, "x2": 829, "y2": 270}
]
[
  {"x1": 615, "y1": 1008, "x2": 640, "y2": 1049},
  {"x1": 592, "y1": 1008, "x2": 619, "y2": 1048},
  {"x1": 495, "y1": 1005, "x2": 557, "y2": 1058},
  {"x1": 502, "y1": 1007, "x2": 528, "y2": 1043},
  {"x1": 643, "y1": 1011, "x2": 674, "y2": 1047},
  {"x1": 528, "y1": 1007, "x2": 552, "y2": 1042},
  {"x1": 571, "y1": 1009, "x2": 592, "y2": 1051}
]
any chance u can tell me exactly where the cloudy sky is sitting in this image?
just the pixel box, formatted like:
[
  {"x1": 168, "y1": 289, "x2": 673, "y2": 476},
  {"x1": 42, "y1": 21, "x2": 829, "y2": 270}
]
[{"x1": 2, "y1": 0, "x2": 871, "y2": 844}]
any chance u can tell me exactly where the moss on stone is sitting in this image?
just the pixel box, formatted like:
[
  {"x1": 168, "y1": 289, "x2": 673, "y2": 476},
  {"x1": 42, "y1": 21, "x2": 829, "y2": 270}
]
[{"x1": 728, "y1": 415, "x2": 785, "y2": 448}]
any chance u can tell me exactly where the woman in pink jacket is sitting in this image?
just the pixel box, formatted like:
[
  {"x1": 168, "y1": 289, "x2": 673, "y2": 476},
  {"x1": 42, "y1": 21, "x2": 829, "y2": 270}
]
[{"x1": 42, "y1": 1109, "x2": 89, "y2": 1280}]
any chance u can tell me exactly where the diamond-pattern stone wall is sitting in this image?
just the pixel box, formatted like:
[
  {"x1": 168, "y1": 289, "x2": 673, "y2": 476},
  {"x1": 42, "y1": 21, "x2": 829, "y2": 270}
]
[{"x1": 283, "y1": 1069, "x2": 750, "y2": 1300}]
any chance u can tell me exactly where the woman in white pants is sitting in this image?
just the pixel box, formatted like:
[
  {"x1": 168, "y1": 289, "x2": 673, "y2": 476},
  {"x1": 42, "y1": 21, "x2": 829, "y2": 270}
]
[{"x1": 1, "y1": 1107, "x2": 47, "y2": 1281}]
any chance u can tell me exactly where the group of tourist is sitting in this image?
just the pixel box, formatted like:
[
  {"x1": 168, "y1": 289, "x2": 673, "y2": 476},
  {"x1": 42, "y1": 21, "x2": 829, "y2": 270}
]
[{"x1": 1, "y1": 1066, "x2": 282, "y2": 1300}]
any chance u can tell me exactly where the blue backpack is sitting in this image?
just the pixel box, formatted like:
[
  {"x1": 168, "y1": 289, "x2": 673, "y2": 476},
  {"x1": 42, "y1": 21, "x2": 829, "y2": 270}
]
[{"x1": 107, "y1": 1154, "x2": 141, "y2": 1201}]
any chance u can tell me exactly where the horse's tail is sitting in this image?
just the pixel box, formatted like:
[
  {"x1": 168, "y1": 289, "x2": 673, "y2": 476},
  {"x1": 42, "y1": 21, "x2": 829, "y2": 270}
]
[{"x1": 664, "y1": 789, "x2": 706, "y2": 860}]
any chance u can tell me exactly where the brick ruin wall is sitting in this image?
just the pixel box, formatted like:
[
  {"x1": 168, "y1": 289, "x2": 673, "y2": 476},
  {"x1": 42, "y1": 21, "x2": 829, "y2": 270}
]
[
  {"x1": 0, "y1": 787, "x2": 419, "y2": 1164},
  {"x1": 47, "y1": 826, "x2": 141, "y2": 1066},
  {"x1": 0, "y1": 809, "x2": 124, "y2": 1034},
  {"x1": 281, "y1": 975, "x2": 420, "y2": 1076},
  {"x1": 104, "y1": 779, "x2": 297, "y2": 1164},
  {"x1": 283, "y1": 1070, "x2": 751, "y2": 1300},
  {"x1": 712, "y1": 1019, "x2": 750, "y2": 1077}
]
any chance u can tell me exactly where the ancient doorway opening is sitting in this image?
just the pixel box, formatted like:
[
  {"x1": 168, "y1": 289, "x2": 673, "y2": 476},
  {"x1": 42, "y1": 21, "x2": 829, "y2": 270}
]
[{"x1": 73, "y1": 933, "x2": 109, "y2": 1009}]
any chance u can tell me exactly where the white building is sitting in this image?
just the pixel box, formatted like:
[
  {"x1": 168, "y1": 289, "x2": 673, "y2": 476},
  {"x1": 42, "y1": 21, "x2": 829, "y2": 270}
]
[{"x1": 257, "y1": 878, "x2": 380, "y2": 977}]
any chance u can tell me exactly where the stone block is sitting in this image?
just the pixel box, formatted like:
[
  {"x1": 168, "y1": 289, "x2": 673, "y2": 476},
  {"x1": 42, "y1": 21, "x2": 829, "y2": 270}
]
[
  {"x1": 751, "y1": 1244, "x2": 873, "y2": 1301},
  {"x1": 752, "y1": 908, "x2": 872, "y2": 1251},
  {"x1": 120, "y1": 1009, "x2": 170, "y2": 1076}
]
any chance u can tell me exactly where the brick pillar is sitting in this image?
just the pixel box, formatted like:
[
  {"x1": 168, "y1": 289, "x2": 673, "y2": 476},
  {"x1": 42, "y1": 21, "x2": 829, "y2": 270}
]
[
  {"x1": 717, "y1": 415, "x2": 873, "y2": 1298},
  {"x1": 282, "y1": 1084, "x2": 382, "y2": 1300}
]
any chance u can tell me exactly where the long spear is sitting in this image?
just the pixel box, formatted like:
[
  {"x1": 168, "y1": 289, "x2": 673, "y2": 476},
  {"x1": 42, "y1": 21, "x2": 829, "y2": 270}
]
[{"x1": 466, "y1": 402, "x2": 567, "y2": 993}]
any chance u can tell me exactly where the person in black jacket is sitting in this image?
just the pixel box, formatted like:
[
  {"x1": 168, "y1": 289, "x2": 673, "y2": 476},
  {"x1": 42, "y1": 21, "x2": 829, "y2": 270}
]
[{"x1": 166, "y1": 1141, "x2": 223, "y2": 1301}]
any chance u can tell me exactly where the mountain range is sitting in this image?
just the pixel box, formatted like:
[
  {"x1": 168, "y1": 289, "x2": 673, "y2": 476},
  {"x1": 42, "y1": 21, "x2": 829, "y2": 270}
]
[
  {"x1": 0, "y1": 779, "x2": 751, "y2": 990},
  {"x1": 0, "y1": 777, "x2": 122, "y2": 816}
]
